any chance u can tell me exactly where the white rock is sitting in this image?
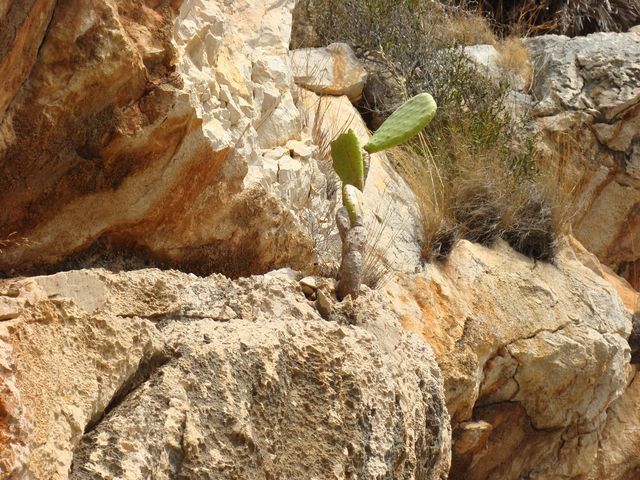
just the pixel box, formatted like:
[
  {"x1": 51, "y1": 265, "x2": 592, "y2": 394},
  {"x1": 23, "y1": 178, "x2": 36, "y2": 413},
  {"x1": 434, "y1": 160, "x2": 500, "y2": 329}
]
[
  {"x1": 291, "y1": 43, "x2": 368, "y2": 102},
  {"x1": 0, "y1": 268, "x2": 451, "y2": 480}
]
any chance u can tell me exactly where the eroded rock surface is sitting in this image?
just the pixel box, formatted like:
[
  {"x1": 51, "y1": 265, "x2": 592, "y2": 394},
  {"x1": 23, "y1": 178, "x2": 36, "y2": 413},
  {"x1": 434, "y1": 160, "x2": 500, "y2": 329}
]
[
  {"x1": 387, "y1": 239, "x2": 633, "y2": 480},
  {"x1": 291, "y1": 43, "x2": 367, "y2": 101},
  {"x1": 0, "y1": 269, "x2": 451, "y2": 480},
  {"x1": 0, "y1": 0, "x2": 309, "y2": 274},
  {"x1": 0, "y1": 0, "x2": 317, "y2": 277},
  {"x1": 527, "y1": 32, "x2": 640, "y2": 289},
  {"x1": 0, "y1": 0, "x2": 424, "y2": 282}
]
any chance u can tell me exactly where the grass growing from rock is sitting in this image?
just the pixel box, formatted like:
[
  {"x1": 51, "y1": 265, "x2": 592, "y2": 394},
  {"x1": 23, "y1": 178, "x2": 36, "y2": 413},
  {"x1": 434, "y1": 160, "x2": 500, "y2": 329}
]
[{"x1": 293, "y1": 0, "x2": 571, "y2": 263}]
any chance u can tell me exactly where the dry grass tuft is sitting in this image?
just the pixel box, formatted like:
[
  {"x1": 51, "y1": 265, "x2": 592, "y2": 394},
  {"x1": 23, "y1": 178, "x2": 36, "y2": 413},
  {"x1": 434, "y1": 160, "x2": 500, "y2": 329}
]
[
  {"x1": 462, "y1": 0, "x2": 640, "y2": 37},
  {"x1": 496, "y1": 37, "x2": 533, "y2": 90},
  {"x1": 390, "y1": 120, "x2": 576, "y2": 263}
]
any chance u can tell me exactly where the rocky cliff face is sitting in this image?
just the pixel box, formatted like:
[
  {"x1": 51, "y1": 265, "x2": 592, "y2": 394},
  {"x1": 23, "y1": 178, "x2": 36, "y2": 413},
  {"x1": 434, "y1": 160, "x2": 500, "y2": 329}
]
[
  {"x1": 1, "y1": 1, "x2": 639, "y2": 480},
  {"x1": 388, "y1": 239, "x2": 636, "y2": 479},
  {"x1": 0, "y1": 0, "x2": 317, "y2": 277},
  {"x1": 0, "y1": 269, "x2": 451, "y2": 479},
  {"x1": 463, "y1": 31, "x2": 640, "y2": 291},
  {"x1": 0, "y1": 0, "x2": 420, "y2": 279},
  {"x1": 2, "y1": 242, "x2": 635, "y2": 480},
  {"x1": 527, "y1": 32, "x2": 640, "y2": 290}
]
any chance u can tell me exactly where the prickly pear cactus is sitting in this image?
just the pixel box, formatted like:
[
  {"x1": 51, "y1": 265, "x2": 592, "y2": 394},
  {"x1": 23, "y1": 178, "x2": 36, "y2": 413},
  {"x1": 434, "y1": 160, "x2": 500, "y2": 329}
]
[
  {"x1": 330, "y1": 129, "x2": 364, "y2": 190},
  {"x1": 364, "y1": 93, "x2": 437, "y2": 153},
  {"x1": 329, "y1": 92, "x2": 437, "y2": 301},
  {"x1": 342, "y1": 184, "x2": 366, "y2": 226}
]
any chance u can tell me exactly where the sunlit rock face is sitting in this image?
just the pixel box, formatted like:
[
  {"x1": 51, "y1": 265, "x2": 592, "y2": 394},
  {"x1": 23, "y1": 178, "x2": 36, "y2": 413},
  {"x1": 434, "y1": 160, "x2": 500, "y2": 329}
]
[
  {"x1": 527, "y1": 32, "x2": 640, "y2": 290},
  {"x1": 0, "y1": 0, "x2": 423, "y2": 280},
  {"x1": 386, "y1": 239, "x2": 634, "y2": 480},
  {"x1": 0, "y1": 268, "x2": 451, "y2": 480},
  {"x1": 0, "y1": 0, "x2": 317, "y2": 277}
]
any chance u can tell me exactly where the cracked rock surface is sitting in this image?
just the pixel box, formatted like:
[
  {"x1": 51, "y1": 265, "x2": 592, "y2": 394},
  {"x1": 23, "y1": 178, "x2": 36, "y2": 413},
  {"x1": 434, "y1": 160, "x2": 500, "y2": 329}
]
[
  {"x1": 527, "y1": 32, "x2": 640, "y2": 289},
  {"x1": 388, "y1": 239, "x2": 634, "y2": 480},
  {"x1": 0, "y1": 0, "x2": 421, "y2": 280},
  {"x1": 0, "y1": 269, "x2": 451, "y2": 480}
]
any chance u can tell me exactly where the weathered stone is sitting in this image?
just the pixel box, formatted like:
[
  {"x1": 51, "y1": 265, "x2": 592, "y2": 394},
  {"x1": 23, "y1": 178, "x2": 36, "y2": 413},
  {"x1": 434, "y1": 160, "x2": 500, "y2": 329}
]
[
  {"x1": 0, "y1": 0, "x2": 318, "y2": 278},
  {"x1": 453, "y1": 421, "x2": 493, "y2": 456},
  {"x1": 463, "y1": 43, "x2": 531, "y2": 92},
  {"x1": 291, "y1": 43, "x2": 367, "y2": 101},
  {"x1": 587, "y1": 366, "x2": 640, "y2": 480},
  {"x1": 1, "y1": 269, "x2": 450, "y2": 480},
  {"x1": 299, "y1": 275, "x2": 318, "y2": 297},
  {"x1": 387, "y1": 239, "x2": 632, "y2": 479},
  {"x1": 527, "y1": 32, "x2": 640, "y2": 289},
  {"x1": 0, "y1": 297, "x2": 20, "y2": 321},
  {"x1": 0, "y1": 0, "x2": 57, "y2": 118},
  {"x1": 0, "y1": 275, "x2": 164, "y2": 480}
]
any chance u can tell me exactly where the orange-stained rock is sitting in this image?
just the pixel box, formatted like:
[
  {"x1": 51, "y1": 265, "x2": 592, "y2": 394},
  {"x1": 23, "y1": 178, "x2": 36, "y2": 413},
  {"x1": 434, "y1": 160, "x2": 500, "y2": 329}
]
[
  {"x1": 386, "y1": 239, "x2": 633, "y2": 479},
  {"x1": 0, "y1": 0, "x2": 57, "y2": 118},
  {"x1": 0, "y1": 0, "x2": 316, "y2": 277}
]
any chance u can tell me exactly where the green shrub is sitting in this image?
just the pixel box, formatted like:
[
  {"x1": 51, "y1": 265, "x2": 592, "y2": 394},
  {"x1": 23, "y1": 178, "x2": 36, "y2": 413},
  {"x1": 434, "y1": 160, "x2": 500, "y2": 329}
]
[
  {"x1": 294, "y1": 0, "x2": 562, "y2": 263},
  {"x1": 292, "y1": 0, "x2": 529, "y2": 171}
]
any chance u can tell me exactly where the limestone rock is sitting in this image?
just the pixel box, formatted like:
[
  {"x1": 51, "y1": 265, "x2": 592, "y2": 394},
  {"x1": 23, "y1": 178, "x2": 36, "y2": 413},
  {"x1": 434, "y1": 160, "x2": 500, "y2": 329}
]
[
  {"x1": 2, "y1": 269, "x2": 451, "y2": 480},
  {"x1": 291, "y1": 43, "x2": 367, "y2": 101},
  {"x1": 387, "y1": 239, "x2": 632, "y2": 479},
  {"x1": 526, "y1": 32, "x2": 640, "y2": 289},
  {"x1": 587, "y1": 366, "x2": 640, "y2": 480},
  {"x1": 567, "y1": 235, "x2": 639, "y2": 314},
  {"x1": 463, "y1": 43, "x2": 532, "y2": 92},
  {"x1": 0, "y1": 276, "x2": 164, "y2": 480},
  {"x1": 0, "y1": 0, "x2": 317, "y2": 278}
]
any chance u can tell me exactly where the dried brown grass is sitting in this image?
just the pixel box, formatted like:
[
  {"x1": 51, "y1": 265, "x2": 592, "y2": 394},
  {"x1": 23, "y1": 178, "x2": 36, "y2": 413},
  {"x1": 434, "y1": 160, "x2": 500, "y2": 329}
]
[
  {"x1": 496, "y1": 37, "x2": 533, "y2": 90},
  {"x1": 390, "y1": 123, "x2": 582, "y2": 263},
  {"x1": 463, "y1": 0, "x2": 640, "y2": 37}
]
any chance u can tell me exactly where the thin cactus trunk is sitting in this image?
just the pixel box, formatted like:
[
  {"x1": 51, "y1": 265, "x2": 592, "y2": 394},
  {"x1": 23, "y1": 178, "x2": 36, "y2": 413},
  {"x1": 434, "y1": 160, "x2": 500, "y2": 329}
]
[
  {"x1": 335, "y1": 208, "x2": 367, "y2": 301},
  {"x1": 330, "y1": 93, "x2": 436, "y2": 301}
]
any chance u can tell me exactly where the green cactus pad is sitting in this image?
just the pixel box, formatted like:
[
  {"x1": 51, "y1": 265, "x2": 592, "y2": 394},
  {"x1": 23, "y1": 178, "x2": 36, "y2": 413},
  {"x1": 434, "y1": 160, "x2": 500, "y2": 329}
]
[
  {"x1": 342, "y1": 184, "x2": 366, "y2": 226},
  {"x1": 364, "y1": 93, "x2": 437, "y2": 153},
  {"x1": 331, "y1": 129, "x2": 364, "y2": 191}
]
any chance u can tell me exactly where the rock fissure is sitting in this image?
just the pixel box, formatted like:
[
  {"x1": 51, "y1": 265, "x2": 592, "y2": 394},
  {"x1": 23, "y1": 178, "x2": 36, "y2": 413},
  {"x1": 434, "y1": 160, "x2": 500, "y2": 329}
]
[{"x1": 83, "y1": 347, "x2": 172, "y2": 436}]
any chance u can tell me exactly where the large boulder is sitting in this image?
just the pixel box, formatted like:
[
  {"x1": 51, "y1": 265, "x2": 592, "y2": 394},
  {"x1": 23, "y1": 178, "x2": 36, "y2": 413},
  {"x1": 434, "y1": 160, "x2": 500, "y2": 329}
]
[
  {"x1": 527, "y1": 32, "x2": 640, "y2": 289},
  {"x1": 290, "y1": 43, "x2": 368, "y2": 101},
  {"x1": 387, "y1": 239, "x2": 633, "y2": 479},
  {"x1": 0, "y1": 269, "x2": 451, "y2": 480},
  {"x1": 0, "y1": 0, "x2": 325, "y2": 277},
  {"x1": 0, "y1": 0, "x2": 422, "y2": 281}
]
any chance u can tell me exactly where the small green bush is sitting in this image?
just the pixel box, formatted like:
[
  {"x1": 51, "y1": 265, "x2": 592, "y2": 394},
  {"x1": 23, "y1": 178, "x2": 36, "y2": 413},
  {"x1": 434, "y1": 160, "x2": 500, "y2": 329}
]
[{"x1": 294, "y1": 0, "x2": 561, "y2": 262}]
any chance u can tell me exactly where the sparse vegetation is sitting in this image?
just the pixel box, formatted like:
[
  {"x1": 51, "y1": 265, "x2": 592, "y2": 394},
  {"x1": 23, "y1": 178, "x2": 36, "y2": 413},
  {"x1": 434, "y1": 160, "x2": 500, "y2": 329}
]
[
  {"x1": 293, "y1": 0, "x2": 575, "y2": 264},
  {"x1": 465, "y1": 0, "x2": 640, "y2": 37}
]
